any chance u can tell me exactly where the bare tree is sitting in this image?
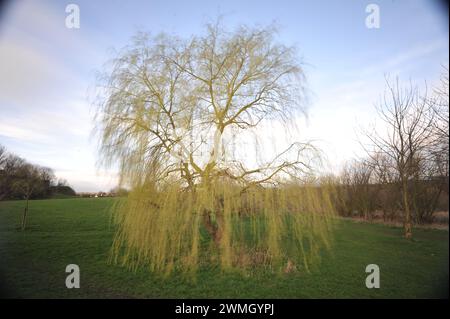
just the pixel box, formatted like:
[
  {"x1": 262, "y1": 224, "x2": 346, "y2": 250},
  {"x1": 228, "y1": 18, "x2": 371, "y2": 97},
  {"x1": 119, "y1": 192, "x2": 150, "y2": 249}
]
[
  {"x1": 0, "y1": 151, "x2": 26, "y2": 201},
  {"x1": 403, "y1": 66, "x2": 450, "y2": 223},
  {"x1": 363, "y1": 77, "x2": 434, "y2": 238},
  {"x1": 430, "y1": 66, "x2": 449, "y2": 156},
  {"x1": 38, "y1": 166, "x2": 56, "y2": 198},
  {"x1": 409, "y1": 151, "x2": 446, "y2": 223},
  {"x1": 0, "y1": 145, "x2": 6, "y2": 167},
  {"x1": 1, "y1": 145, "x2": 62, "y2": 206},
  {"x1": 12, "y1": 164, "x2": 45, "y2": 231},
  {"x1": 339, "y1": 159, "x2": 374, "y2": 219},
  {"x1": 369, "y1": 153, "x2": 402, "y2": 222},
  {"x1": 0, "y1": 145, "x2": 7, "y2": 200},
  {"x1": 429, "y1": 66, "x2": 449, "y2": 195}
]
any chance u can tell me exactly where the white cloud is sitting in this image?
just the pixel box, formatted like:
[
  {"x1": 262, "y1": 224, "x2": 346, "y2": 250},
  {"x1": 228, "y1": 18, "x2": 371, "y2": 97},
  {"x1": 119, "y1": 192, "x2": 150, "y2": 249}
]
[
  {"x1": 302, "y1": 39, "x2": 448, "y2": 174},
  {"x1": 361, "y1": 38, "x2": 448, "y2": 76},
  {"x1": 0, "y1": 0, "x2": 114, "y2": 192},
  {"x1": 0, "y1": 123, "x2": 50, "y2": 142}
]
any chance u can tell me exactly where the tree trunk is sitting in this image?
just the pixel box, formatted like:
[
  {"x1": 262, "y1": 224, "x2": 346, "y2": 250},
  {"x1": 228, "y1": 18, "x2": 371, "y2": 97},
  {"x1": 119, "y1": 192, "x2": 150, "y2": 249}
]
[
  {"x1": 21, "y1": 196, "x2": 29, "y2": 231},
  {"x1": 202, "y1": 210, "x2": 223, "y2": 246},
  {"x1": 402, "y1": 179, "x2": 412, "y2": 239}
]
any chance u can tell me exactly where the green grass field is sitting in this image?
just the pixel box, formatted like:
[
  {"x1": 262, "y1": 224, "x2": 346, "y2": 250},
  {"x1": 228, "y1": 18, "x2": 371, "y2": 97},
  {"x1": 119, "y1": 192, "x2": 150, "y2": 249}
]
[{"x1": 0, "y1": 198, "x2": 448, "y2": 298}]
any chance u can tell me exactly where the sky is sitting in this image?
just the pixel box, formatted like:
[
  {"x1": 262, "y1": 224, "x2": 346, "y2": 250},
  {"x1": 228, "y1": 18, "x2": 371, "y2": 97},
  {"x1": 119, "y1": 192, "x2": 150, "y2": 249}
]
[{"x1": 0, "y1": 0, "x2": 448, "y2": 192}]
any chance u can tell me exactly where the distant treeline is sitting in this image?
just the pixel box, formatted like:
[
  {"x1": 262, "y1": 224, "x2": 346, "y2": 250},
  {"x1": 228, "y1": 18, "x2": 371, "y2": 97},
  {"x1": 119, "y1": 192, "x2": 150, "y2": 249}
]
[
  {"x1": 77, "y1": 188, "x2": 129, "y2": 198},
  {"x1": 0, "y1": 144, "x2": 76, "y2": 201},
  {"x1": 330, "y1": 68, "x2": 449, "y2": 228},
  {"x1": 329, "y1": 157, "x2": 449, "y2": 224}
]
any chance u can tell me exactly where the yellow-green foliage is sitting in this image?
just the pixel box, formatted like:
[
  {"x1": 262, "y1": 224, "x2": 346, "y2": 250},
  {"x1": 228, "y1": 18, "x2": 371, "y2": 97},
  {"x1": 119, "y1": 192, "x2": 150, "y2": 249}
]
[
  {"x1": 110, "y1": 178, "x2": 335, "y2": 276},
  {"x1": 95, "y1": 25, "x2": 337, "y2": 277}
]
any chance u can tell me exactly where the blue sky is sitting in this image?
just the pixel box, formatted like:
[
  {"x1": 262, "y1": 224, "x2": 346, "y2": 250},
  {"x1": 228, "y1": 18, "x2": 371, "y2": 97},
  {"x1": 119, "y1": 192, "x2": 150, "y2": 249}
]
[{"x1": 0, "y1": 0, "x2": 448, "y2": 192}]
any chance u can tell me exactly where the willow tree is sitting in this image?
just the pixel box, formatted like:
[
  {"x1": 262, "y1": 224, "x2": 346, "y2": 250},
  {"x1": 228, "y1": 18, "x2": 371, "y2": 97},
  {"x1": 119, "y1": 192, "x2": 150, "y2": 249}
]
[{"x1": 95, "y1": 23, "x2": 335, "y2": 275}]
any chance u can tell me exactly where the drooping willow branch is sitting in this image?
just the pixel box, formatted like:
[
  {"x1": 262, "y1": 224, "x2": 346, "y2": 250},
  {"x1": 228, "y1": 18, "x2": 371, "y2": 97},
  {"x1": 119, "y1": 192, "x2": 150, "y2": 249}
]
[{"x1": 94, "y1": 23, "x2": 335, "y2": 275}]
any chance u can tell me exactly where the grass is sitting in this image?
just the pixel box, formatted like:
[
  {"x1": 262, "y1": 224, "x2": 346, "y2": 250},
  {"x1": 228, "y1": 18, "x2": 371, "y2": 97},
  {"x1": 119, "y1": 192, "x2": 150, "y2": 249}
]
[
  {"x1": 0, "y1": 197, "x2": 448, "y2": 298},
  {"x1": 50, "y1": 193, "x2": 77, "y2": 199}
]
